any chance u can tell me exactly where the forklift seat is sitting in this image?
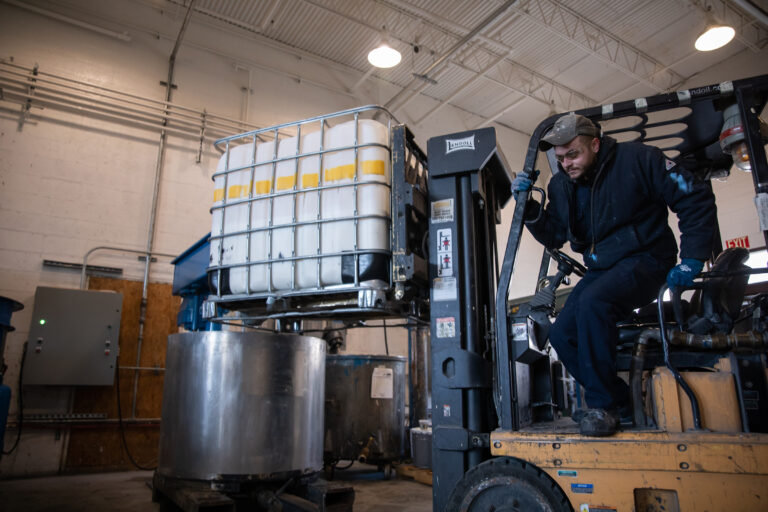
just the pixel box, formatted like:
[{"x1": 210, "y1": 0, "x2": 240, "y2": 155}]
[{"x1": 686, "y1": 247, "x2": 750, "y2": 335}]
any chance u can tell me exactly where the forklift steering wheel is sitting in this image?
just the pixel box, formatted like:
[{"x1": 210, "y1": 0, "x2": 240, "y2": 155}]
[{"x1": 548, "y1": 249, "x2": 587, "y2": 277}]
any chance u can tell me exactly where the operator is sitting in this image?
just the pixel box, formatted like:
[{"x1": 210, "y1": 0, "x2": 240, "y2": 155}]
[{"x1": 512, "y1": 113, "x2": 717, "y2": 436}]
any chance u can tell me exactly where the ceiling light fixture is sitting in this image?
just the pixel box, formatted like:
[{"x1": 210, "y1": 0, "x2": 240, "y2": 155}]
[
  {"x1": 695, "y1": 24, "x2": 735, "y2": 51},
  {"x1": 368, "y1": 43, "x2": 401, "y2": 68}
]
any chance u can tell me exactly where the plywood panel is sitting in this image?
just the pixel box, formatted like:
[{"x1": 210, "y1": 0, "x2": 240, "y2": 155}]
[{"x1": 64, "y1": 277, "x2": 180, "y2": 472}]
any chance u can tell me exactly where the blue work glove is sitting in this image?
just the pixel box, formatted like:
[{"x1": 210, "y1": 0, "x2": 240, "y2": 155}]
[
  {"x1": 666, "y1": 258, "x2": 704, "y2": 289},
  {"x1": 511, "y1": 170, "x2": 539, "y2": 194}
]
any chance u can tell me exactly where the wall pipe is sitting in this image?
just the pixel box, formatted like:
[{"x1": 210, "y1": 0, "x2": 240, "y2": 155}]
[
  {"x1": 0, "y1": 68, "x2": 252, "y2": 139},
  {"x1": 0, "y1": 60, "x2": 244, "y2": 123},
  {"x1": 0, "y1": 86, "x2": 234, "y2": 143},
  {"x1": 0, "y1": 60, "x2": 261, "y2": 137},
  {"x1": 134, "y1": 0, "x2": 196, "y2": 420},
  {"x1": 79, "y1": 246, "x2": 176, "y2": 290},
  {"x1": 0, "y1": 66, "x2": 237, "y2": 129}
]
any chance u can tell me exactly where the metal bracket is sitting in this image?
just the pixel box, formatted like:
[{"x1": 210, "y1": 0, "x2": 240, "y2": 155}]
[
  {"x1": 434, "y1": 426, "x2": 490, "y2": 451},
  {"x1": 18, "y1": 63, "x2": 38, "y2": 131},
  {"x1": 432, "y1": 347, "x2": 491, "y2": 389},
  {"x1": 197, "y1": 110, "x2": 207, "y2": 164}
]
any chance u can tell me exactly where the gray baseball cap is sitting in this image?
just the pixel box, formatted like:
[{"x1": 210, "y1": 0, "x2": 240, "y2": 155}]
[{"x1": 539, "y1": 114, "x2": 600, "y2": 151}]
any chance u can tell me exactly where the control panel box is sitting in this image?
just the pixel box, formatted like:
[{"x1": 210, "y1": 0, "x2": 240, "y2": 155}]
[{"x1": 23, "y1": 287, "x2": 123, "y2": 386}]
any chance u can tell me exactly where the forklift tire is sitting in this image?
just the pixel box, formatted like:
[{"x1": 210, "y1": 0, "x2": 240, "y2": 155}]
[{"x1": 445, "y1": 457, "x2": 572, "y2": 512}]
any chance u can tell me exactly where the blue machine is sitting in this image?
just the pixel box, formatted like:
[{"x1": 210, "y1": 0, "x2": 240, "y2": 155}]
[
  {"x1": 171, "y1": 234, "x2": 221, "y2": 332},
  {"x1": 0, "y1": 295, "x2": 23, "y2": 453}
]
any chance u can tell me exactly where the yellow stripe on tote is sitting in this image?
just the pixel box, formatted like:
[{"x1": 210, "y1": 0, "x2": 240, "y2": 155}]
[
  {"x1": 302, "y1": 173, "x2": 319, "y2": 189},
  {"x1": 362, "y1": 160, "x2": 386, "y2": 176},
  {"x1": 253, "y1": 180, "x2": 272, "y2": 195},
  {"x1": 227, "y1": 184, "x2": 251, "y2": 199},
  {"x1": 213, "y1": 189, "x2": 224, "y2": 202},
  {"x1": 323, "y1": 160, "x2": 386, "y2": 182},
  {"x1": 276, "y1": 176, "x2": 296, "y2": 191},
  {"x1": 325, "y1": 164, "x2": 355, "y2": 182}
]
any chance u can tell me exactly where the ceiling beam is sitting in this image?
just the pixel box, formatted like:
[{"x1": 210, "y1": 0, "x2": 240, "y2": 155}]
[
  {"x1": 512, "y1": 0, "x2": 687, "y2": 93},
  {"x1": 414, "y1": 50, "x2": 511, "y2": 124},
  {"x1": 383, "y1": 0, "x2": 518, "y2": 112}
]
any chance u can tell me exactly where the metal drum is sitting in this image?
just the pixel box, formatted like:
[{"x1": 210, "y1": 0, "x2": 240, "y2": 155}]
[
  {"x1": 158, "y1": 331, "x2": 326, "y2": 481},
  {"x1": 324, "y1": 354, "x2": 406, "y2": 465}
]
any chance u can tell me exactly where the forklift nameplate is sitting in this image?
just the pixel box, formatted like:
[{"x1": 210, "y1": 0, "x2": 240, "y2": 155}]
[
  {"x1": 433, "y1": 277, "x2": 457, "y2": 301},
  {"x1": 571, "y1": 483, "x2": 594, "y2": 494},
  {"x1": 431, "y1": 199, "x2": 454, "y2": 223}
]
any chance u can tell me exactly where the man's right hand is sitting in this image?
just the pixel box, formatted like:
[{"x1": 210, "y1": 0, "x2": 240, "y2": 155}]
[{"x1": 511, "y1": 170, "x2": 539, "y2": 194}]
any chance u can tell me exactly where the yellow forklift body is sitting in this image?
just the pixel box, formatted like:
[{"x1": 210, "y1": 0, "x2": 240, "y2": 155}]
[
  {"x1": 651, "y1": 365, "x2": 743, "y2": 432},
  {"x1": 491, "y1": 429, "x2": 768, "y2": 511}
]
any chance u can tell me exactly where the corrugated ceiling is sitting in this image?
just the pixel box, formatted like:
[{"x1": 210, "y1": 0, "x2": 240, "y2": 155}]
[{"x1": 181, "y1": 0, "x2": 768, "y2": 134}]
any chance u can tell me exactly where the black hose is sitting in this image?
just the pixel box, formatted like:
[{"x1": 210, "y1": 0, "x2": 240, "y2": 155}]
[
  {"x1": 657, "y1": 285, "x2": 702, "y2": 429},
  {"x1": 383, "y1": 319, "x2": 389, "y2": 356},
  {"x1": 629, "y1": 330, "x2": 659, "y2": 427},
  {"x1": 2, "y1": 341, "x2": 26, "y2": 456},
  {"x1": 115, "y1": 357, "x2": 157, "y2": 471},
  {"x1": 333, "y1": 459, "x2": 355, "y2": 470}
]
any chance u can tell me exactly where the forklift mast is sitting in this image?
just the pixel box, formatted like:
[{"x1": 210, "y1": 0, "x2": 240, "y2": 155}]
[
  {"x1": 428, "y1": 74, "x2": 768, "y2": 511},
  {"x1": 426, "y1": 128, "x2": 513, "y2": 511}
]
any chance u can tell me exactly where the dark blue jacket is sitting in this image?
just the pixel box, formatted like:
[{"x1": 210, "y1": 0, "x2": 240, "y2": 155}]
[{"x1": 526, "y1": 136, "x2": 717, "y2": 270}]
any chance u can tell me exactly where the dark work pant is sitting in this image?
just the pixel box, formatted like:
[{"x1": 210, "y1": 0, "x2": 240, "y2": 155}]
[{"x1": 549, "y1": 253, "x2": 671, "y2": 410}]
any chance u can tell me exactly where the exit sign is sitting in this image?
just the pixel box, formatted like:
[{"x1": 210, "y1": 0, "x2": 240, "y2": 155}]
[{"x1": 725, "y1": 235, "x2": 750, "y2": 249}]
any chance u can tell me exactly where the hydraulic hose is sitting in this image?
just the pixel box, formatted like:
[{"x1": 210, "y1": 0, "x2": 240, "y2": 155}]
[
  {"x1": 629, "y1": 329, "x2": 660, "y2": 427},
  {"x1": 657, "y1": 285, "x2": 702, "y2": 430},
  {"x1": 669, "y1": 330, "x2": 768, "y2": 349}
]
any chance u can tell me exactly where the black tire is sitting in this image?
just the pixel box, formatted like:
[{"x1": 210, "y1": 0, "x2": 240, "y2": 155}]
[{"x1": 445, "y1": 457, "x2": 572, "y2": 512}]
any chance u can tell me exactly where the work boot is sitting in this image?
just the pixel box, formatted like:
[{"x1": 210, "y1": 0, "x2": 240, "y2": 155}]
[
  {"x1": 572, "y1": 403, "x2": 632, "y2": 425},
  {"x1": 578, "y1": 409, "x2": 619, "y2": 437}
]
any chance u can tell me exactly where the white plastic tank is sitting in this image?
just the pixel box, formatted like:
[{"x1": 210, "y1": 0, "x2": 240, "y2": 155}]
[
  {"x1": 296, "y1": 130, "x2": 323, "y2": 289},
  {"x1": 246, "y1": 140, "x2": 275, "y2": 293},
  {"x1": 211, "y1": 118, "x2": 391, "y2": 296},
  {"x1": 320, "y1": 119, "x2": 390, "y2": 286},
  {"x1": 271, "y1": 135, "x2": 300, "y2": 291},
  {"x1": 210, "y1": 142, "x2": 254, "y2": 294}
]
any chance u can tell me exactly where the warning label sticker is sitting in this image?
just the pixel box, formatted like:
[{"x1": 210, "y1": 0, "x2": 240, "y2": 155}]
[
  {"x1": 436, "y1": 317, "x2": 456, "y2": 338},
  {"x1": 438, "y1": 253, "x2": 453, "y2": 277},
  {"x1": 437, "y1": 228, "x2": 453, "y2": 277},
  {"x1": 431, "y1": 199, "x2": 454, "y2": 223},
  {"x1": 755, "y1": 193, "x2": 768, "y2": 231},
  {"x1": 433, "y1": 277, "x2": 457, "y2": 301},
  {"x1": 437, "y1": 228, "x2": 452, "y2": 253},
  {"x1": 511, "y1": 322, "x2": 528, "y2": 341},
  {"x1": 370, "y1": 367, "x2": 394, "y2": 399}
]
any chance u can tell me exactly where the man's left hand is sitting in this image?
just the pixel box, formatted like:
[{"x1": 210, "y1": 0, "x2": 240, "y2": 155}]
[{"x1": 666, "y1": 258, "x2": 704, "y2": 289}]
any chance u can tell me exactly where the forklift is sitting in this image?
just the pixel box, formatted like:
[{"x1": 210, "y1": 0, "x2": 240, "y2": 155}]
[{"x1": 427, "y1": 74, "x2": 768, "y2": 511}]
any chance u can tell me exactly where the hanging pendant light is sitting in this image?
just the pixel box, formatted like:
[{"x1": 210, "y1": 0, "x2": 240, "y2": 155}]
[
  {"x1": 368, "y1": 43, "x2": 402, "y2": 68},
  {"x1": 695, "y1": 25, "x2": 735, "y2": 51}
]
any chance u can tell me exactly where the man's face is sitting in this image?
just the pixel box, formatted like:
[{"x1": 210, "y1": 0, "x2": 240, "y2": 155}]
[{"x1": 554, "y1": 135, "x2": 600, "y2": 181}]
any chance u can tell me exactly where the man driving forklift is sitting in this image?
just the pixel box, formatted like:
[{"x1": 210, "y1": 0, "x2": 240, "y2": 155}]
[{"x1": 511, "y1": 113, "x2": 717, "y2": 436}]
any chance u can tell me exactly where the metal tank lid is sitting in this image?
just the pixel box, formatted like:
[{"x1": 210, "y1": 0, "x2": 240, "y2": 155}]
[{"x1": 326, "y1": 353, "x2": 407, "y2": 362}]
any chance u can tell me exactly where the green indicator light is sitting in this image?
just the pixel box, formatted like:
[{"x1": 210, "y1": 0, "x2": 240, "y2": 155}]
[{"x1": 39, "y1": 319, "x2": 46, "y2": 325}]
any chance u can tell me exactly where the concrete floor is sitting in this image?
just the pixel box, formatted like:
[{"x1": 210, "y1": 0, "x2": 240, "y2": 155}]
[{"x1": 0, "y1": 465, "x2": 433, "y2": 512}]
